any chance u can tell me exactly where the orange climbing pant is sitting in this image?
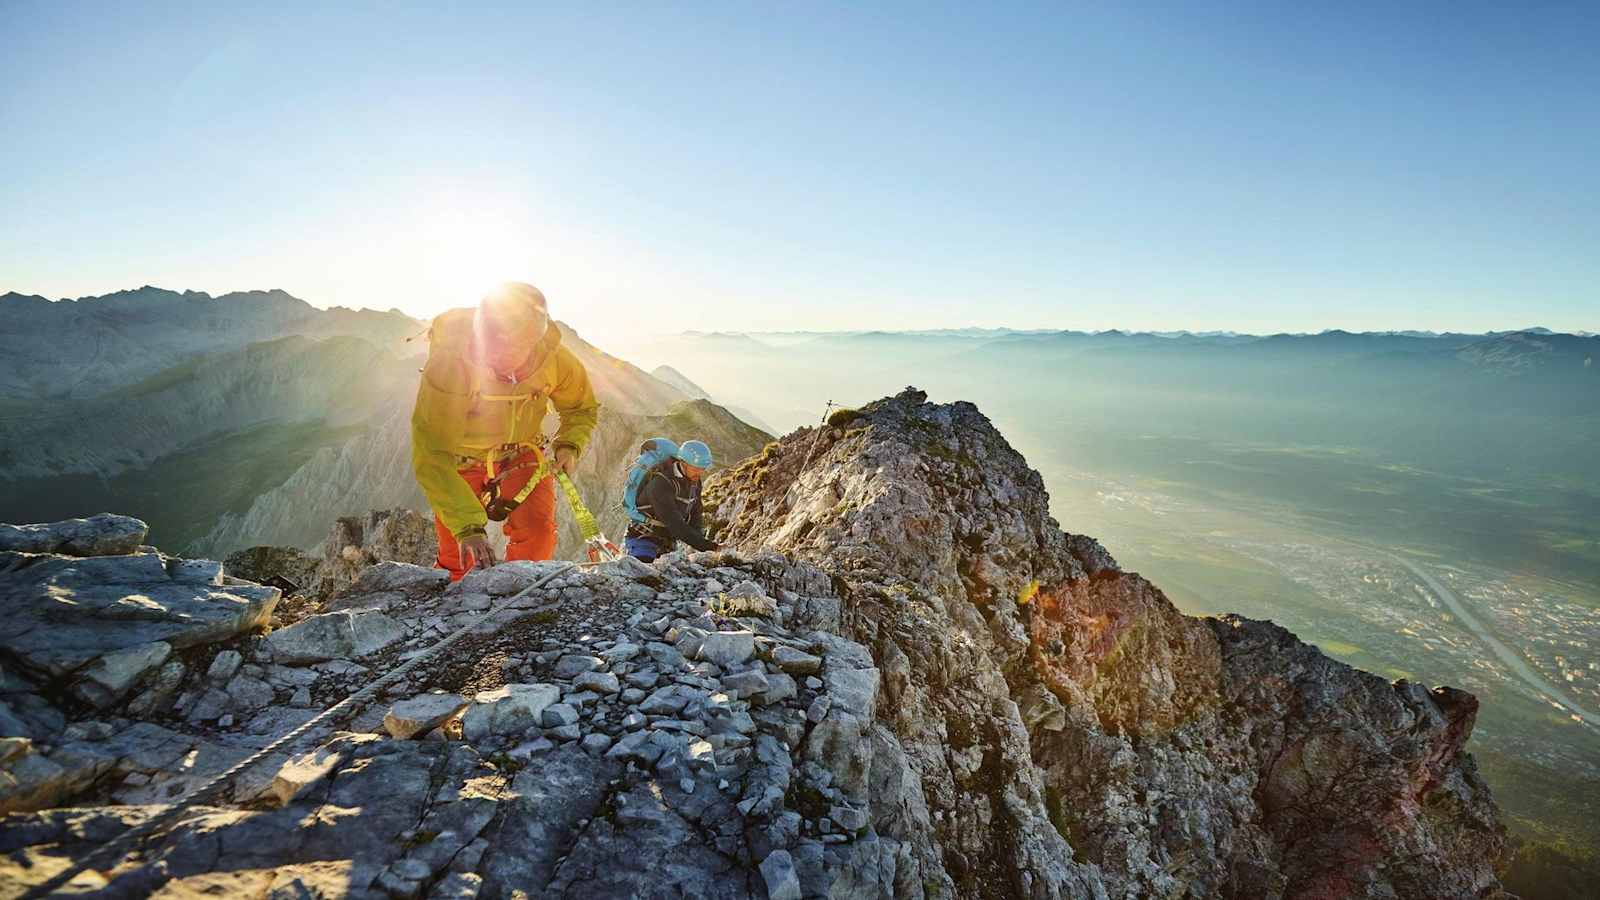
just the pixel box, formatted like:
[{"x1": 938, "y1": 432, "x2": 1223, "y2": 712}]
[{"x1": 432, "y1": 449, "x2": 556, "y2": 580}]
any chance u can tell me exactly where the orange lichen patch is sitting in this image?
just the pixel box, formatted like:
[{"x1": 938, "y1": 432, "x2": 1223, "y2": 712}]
[
  {"x1": 1016, "y1": 580, "x2": 1039, "y2": 607},
  {"x1": 1027, "y1": 572, "x2": 1225, "y2": 737}
]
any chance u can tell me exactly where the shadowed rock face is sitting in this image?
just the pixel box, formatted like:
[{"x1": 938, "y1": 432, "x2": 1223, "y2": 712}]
[
  {"x1": 706, "y1": 387, "x2": 1508, "y2": 899},
  {"x1": 0, "y1": 389, "x2": 1507, "y2": 899}
]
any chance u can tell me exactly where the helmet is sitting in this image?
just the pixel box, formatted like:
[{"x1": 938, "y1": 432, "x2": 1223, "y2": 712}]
[
  {"x1": 475, "y1": 282, "x2": 550, "y2": 345},
  {"x1": 678, "y1": 440, "x2": 713, "y2": 469}
]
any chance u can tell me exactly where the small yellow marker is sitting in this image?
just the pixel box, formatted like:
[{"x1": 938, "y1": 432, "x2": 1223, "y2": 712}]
[{"x1": 1018, "y1": 579, "x2": 1040, "y2": 606}]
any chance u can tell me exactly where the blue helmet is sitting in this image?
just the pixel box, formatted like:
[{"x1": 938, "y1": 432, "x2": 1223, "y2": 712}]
[{"x1": 678, "y1": 440, "x2": 713, "y2": 469}]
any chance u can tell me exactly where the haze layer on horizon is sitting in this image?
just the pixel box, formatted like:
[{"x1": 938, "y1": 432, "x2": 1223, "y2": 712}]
[{"x1": 3, "y1": 2, "x2": 1596, "y2": 339}]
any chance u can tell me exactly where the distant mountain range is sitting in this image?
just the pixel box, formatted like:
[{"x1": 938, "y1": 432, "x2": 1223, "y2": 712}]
[
  {"x1": 617, "y1": 320, "x2": 1600, "y2": 490},
  {"x1": 673, "y1": 324, "x2": 1595, "y2": 344}
]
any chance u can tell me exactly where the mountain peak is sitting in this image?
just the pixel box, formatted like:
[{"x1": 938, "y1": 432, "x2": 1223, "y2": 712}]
[{"x1": 703, "y1": 387, "x2": 1507, "y2": 897}]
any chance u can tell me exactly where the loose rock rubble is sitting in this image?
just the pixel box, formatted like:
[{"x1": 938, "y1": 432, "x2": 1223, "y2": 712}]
[
  {"x1": 1, "y1": 516, "x2": 915, "y2": 897},
  {"x1": 0, "y1": 389, "x2": 1510, "y2": 899}
]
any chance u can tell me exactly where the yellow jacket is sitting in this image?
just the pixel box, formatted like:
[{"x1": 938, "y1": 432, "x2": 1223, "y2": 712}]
[{"x1": 411, "y1": 308, "x2": 599, "y2": 538}]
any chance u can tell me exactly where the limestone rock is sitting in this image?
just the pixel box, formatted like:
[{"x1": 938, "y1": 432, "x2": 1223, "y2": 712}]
[
  {"x1": 704, "y1": 387, "x2": 1510, "y2": 899},
  {"x1": 264, "y1": 609, "x2": 406, "y2": 665},
  {"x1": 573, "y1": 671, "x2": 620, "y2": 695},
  {"x1": 461, "y1": 683, "x2": 561, "y2": 741},
  {"x1": 697, "y1": 631, "x2": 756, "y2": 667},
  {"x1": 0, "y1": 389, "x2": 1512, "y2": 900},
  {"x1": 206, "y1": 649, "x2": 243, "y2": 683},
  {"x1": 0, "y1": 514, "x2": 147, "y2": 557},
  {"x1": 760, "y1": 849, "x2": 802, "y2": 900},
  {"x1": 770, "y1": 646, "x2": 822, "y2": 676},
  {"x1": 552, "y1": 654, "x2": 602, "y2": 679},
  {"x1": 349, "y1": 561, "x2": 449, "y2": 597},
  {"x1": 126, "y1": 660, "x2": 188, "y2": 717},
  {"x1": 0, "y1": 550, "x2": 278, "y2": 678},
  {"x1": 69, "y1": 641, "x2": 171, "y2": 708},
  {"x1": 385, "y1": 693, "x2": 470, "y2": 739}
]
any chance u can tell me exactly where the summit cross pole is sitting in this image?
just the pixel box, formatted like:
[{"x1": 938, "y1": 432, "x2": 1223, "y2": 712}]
[{"x1": 800, "y1": 400, "x2": 839, "y2": 470}]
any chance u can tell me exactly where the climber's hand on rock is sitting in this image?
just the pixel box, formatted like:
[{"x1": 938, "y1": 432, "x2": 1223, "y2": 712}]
[{"x1": 460, "y1": 533, "x2": 497, "y2": 570}]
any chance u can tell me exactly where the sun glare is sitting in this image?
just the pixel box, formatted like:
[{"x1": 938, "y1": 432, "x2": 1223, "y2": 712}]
[{"x1": 413, "y1": 210, "x2": 542, "y2": 318}]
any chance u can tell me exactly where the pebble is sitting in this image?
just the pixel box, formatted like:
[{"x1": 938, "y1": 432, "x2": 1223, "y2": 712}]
[
  {"x1": 206, "y1": 650, "x2": 243, "y2": 683},
  {"x1": 574, "y1": 671, "x2": 620, "y2": 694},
  {"x1": 722, "y1": 669, "x2": 770, "y2": 698},
  {"x1": 509, "y1": 738, "x2": 555, "y2": 760},
  {"x1": 552, "y1": 654, "x2": 602, "y2": 679},
  {"x1": 771, "y1": 646, "x2": 823, "y2": 676},
  {"x1": 540, "y1": 703, "x2": 579, "y2": 727},
  {"x1": 831, "y1": 805, "x2": 868, "y2": 832}
]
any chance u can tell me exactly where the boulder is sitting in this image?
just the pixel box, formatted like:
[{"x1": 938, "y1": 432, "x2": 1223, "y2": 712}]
[
  {"x1": 770, "y1": 646, "x2": 822, "y2": 676},
  {"x1": 454, "y1": 560, "x2": 570, "y2": 597},
  {"x1": 697, "y1": 631, "x2": 756, "y2": 667},
  {"x1": 461, "y1": 684, "x2": 561, "y2": 741},
  {"x1": 127, "y1": 660, "x2": 188, "y2": 718},
  {"x1": 268, "y1": 732, "x2": 382, "y2": 806},
  {"x1": 760, "y1": 850, "x2": 803, "y2": 900},
  {"x1": 69, "y1": 641, "x2": 171, "y2": 708},
  {"x1": 572, "y1": 671, "x2": 620, "y2": 695},
  {"x1": 552, "y1": 655, "x2": 602, "y2": 679},
  {"x1": 264, "y1": 609, "x2": 406, "y2": 665},
  {"x1": 347, "y1": 561, "x2": 449, "y2": 597},
  {"x1": 0, "y1": 745, "x2": 112, "y2": 814},
  {"x1": 225, "y1": 675, "x2": 275, "y2": 714},
  {"x1": 0, "y1": 514, "x2": 147, "y2": 557},
  {"x1": 0, "y1": 551, "x2": 278, "y2": 678},
  {"x1": 207, "y1": 650, "x2": 244, "y2": 683},
  {"x1": 167, "y1": 558, "x2": 224, "y2": 585},
  {"x1": 222, "y1": 544, "x2": 319, "y2": 588},
  {"x1": 385, "y1": 693, "x2": 469, "y2": 740}
]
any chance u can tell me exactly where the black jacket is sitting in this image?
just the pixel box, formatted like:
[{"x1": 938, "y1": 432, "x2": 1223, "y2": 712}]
[{"x1": 626, "y1": 462, "x2": 715, "y2": 551}]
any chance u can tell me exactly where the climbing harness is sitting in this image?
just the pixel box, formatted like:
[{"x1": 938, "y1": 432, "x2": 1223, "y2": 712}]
[{"x1": 479, "y1": 448, "x2": 552, "y2": 522}]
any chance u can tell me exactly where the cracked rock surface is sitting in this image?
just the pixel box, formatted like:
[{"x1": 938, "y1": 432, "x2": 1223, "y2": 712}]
[{"x1": 0, "y1": 389, "x2": 1508, "y2": 899}]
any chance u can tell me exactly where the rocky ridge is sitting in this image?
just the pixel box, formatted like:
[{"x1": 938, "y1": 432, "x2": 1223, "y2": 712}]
[
  {"x1": 0, "y1": 390, "x2": 1508, "y2": 899},
  {"x1": 704, "y1": 388, "x2": 1508, "y2": 898}
]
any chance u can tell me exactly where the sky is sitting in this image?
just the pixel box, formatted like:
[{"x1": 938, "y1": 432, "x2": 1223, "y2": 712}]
[{"x1": 2, "y1": 1, "x2": 1596, "y2": 339}]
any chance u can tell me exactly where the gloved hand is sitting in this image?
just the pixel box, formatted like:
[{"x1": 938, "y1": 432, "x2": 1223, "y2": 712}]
[{"x1": 459, "y1": 533, "x2": 498, "y2": 570}]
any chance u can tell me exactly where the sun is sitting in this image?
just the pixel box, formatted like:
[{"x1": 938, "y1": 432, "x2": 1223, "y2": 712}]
[{"x1": 412, "y1": 211, "x2": 542, "y2": 317}]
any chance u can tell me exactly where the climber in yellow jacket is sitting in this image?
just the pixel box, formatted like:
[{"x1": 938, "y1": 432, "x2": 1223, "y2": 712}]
[{"x1": 411, "y1": 282, "x2": 599, "y2": 579}]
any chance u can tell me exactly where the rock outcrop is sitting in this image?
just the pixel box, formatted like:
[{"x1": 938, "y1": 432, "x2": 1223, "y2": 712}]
[
  {"x1": 0, "y1": 389, "x2": 1508, "y2": 899},
  {"x1": 705, "y1": 387, "x2": 1508, "y2": 899}
]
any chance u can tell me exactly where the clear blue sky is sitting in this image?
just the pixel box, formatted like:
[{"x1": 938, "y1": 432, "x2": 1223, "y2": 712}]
[{"x1": 3, "y1": 2, "x2": 1596, "y2": 337}]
